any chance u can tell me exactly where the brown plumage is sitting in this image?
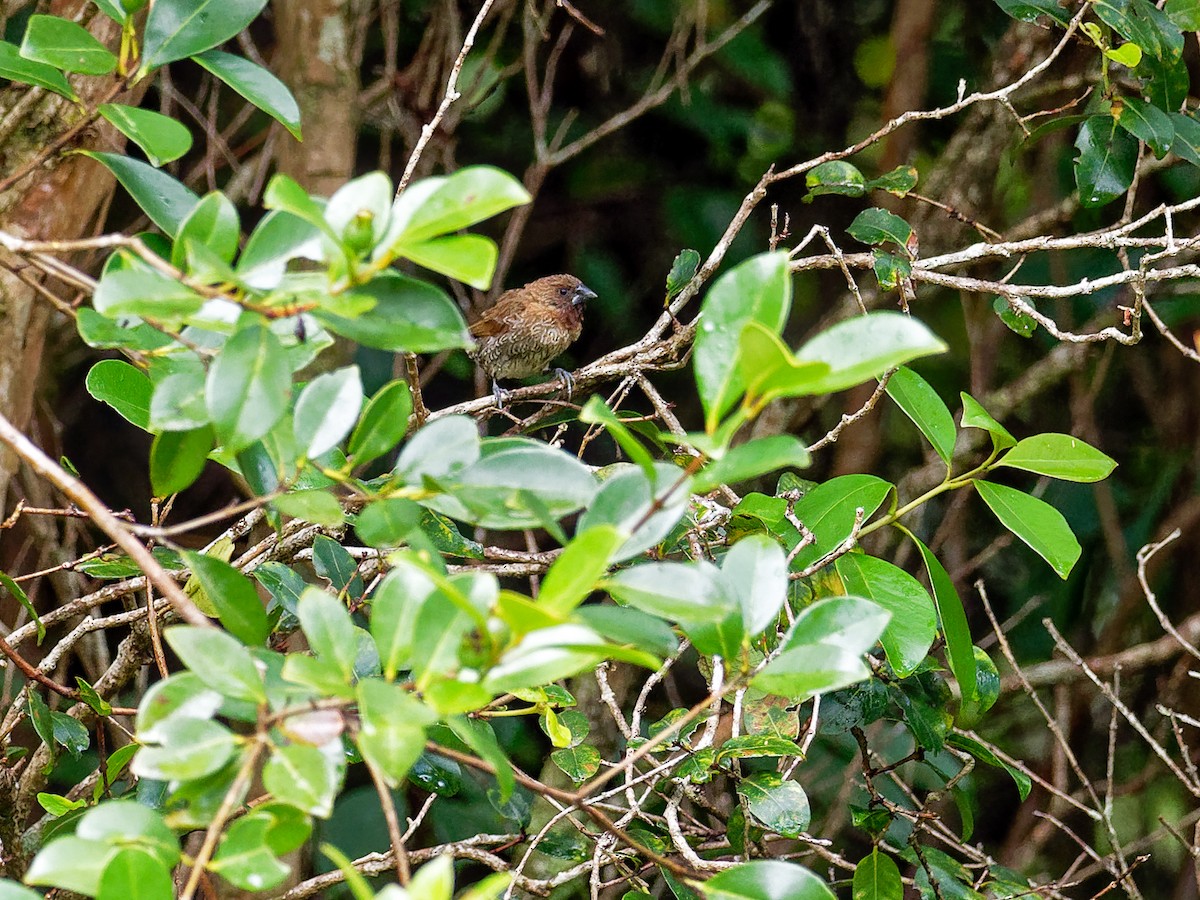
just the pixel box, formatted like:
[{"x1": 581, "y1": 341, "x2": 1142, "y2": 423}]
[{"x1": 469, "y1": 274, "x2": 596, "y2": 403}]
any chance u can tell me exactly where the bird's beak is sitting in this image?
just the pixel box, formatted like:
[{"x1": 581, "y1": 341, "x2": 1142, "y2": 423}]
[{"x1": 573, "y1": 285, "x2": 597, "y2": 307}]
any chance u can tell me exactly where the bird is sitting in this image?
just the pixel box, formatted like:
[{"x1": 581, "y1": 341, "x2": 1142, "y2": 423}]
[{"x1": 468, "y1": 274, "x2": 596, "y2": 406}]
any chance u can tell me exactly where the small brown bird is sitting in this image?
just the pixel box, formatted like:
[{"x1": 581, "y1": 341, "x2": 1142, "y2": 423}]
[{"x1": 469, "y1": 274, "x2": 596, "y2": 405}]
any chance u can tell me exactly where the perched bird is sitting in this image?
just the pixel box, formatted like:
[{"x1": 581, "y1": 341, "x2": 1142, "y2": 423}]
[{"x1": 469, "y1": 274, "x2": 596, "y2": 405}]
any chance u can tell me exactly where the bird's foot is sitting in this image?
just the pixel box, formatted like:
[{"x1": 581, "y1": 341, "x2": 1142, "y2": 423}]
[
  {"x1": 491, "y1": 380, "x2": 511, "y2": 408},
  {"x1": 552, "y1": 367, "x2": 575, "y2": 400}
]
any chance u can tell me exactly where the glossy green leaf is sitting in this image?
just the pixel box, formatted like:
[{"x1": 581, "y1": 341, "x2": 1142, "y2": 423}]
[
  {"x1": 79, "y1": 152, "x2": 200, "y2": 238},
  {"x1": 577, "y1": 463, "x2": 691, "y2": 562},
  {"x1": 86, "y1": 359, "x2": 151, "y2": 430},
  {"x1": 721, "y1": 533, "x2": 787, "y2": 637},
  {"x1": 666, "y1": 248, "x2": 701, "y2": 299},
  {"x1": 1106, "y1": 42, "x2": 1143, "y2": 67},
  {"x1": 886, "y1": 366, "x2": 955, "y2": 464},
  {"x1": 1074, "y1": 115, "x2": 1137, "y2": 207},
  {"x1": 946, "y1": 732, "x2": 1031, "y2": 800},
  {"x1": 262, "y1": 743, "x2": 341, "y2": 816},
  {"x1": 737, "y1": 323, "x2": 831, "y2": 413},
  {"x1": 1114, "y1": 96, "x2": 1173, "y2": 158},
  {"x1": 992, "y1": 0, "x2": 1070, "y2": 24},
  {"x1": 77, "y1": 307, "x2": 173, "y2": 351},
  {"x1": 132, "y1": 716, "x2": 238, "y2": 780},
  {"x1": 207, "y1": 324, "x2": 291, "y2": 452},
  {"x1": 795, "y1": 311, "x2": 947, "y2": 395},
  {"x1": 959, "y1": 392, "x2": 1016, "y2": 450},
  {"x1": 997, "y1": 433, "x2": 1117, "y2": 482},
  {"x1": 0, "y1": 40, "x2": 76, "y2": 99},
  {"x1": 98, "y1": 104, "x2": 192, "y2": 167},
  {"x1": 870, "y1": 250, "x2": 911, "y2": 291},
  {"x1": 294, "y1": 366, "x2": 363, "y2": 459},
  {"x1": 395, "y1": 234, "x2": 498, "y2": 290},
  {"x1": 956, "y1": 647, "x2": 1001, "y2": 729},
  {"x1": 312, "y1": 535, "x2": 364, "y2": 599},
  {"x1": 93, "y1": 266, "x2": 205, "y2": 321},
  {"x1": 803, "y1": 160, "x2": 866, "y2": 200},
  {"x1": 97, "y1": 848, "x2": 173, "y2": 900},
  {"x1": 786, "y1": 474, "x2": 893, "y2": 570},
  {"x1": 383, "y1": 165, "x2": 531, "y2": 245},
  {"x1": 852, "y1": 849, "x2": 903, "y2": 900},
  {"x1": 314, "y1": 272, "x2": 471, "y2": 353},
  {"x1": 846, "y1": 207, "x2": 912, "y2": 249},
  {"x1": 1166, "y1": 0, "x2": 1200, "y2": 29},
  {"x1": 574, "y1": 604, "x2": 679, "y2": 658},
  {"x1": 485, "y1": 624, "x2": 653, "y2": 693},
  {"x1": 208, "y1": 813, "x2": 291, "y2": 892},
  {"x1": 909, "y1": 535, "x2": 976, "y2": 701},
  {"x1": 142, "y1": 0, "x2": 270, "y2": 69},
  {"x1": 24, "y1": 836, "x2": 115, "y2": 895},
  {"x1": 1170, "y1": 111, "x2": 1200, "y2": 166},
  {"x1": 172, "y1": 191, "x2": 239, "y2": 269},
  {"x1": 974, "y1": 480, "x2": 1082, "y2": 578},
  {"x1": 355, "y1": 678, "x2": 432, "y2": 785},
  {"x1": 194, "y1": 50, "x2": 301, "y2": 139},
  {"x1": 605, "y1": 561, "x2": 732, "y2": 622},
  {"x1": 538, "y1": 526, "x2": 624, "y2": 617},
  {"x1": 866, "y1": 164, "x2": 918, "y2": 197},
  {"x1": 163, "y1": 625, "x2": 266, "y2": 702},
  {"x1": 348, "y1": 380, "x2": 411, "y2": 466},
  {"x1": 297, "y1": 587, "x2": 358, "y2": 679},
  {"x1": 181, "y1": 551, "x2": 271, "y2": 644},
  {"x1": 20, "y1": 15, "x2": 115, "y2": 75},
  {"x1": 272, "y1": 489, "x2": 345, "y2": 527},
  {"x1": 1094, "y1": 0, "x2": 1183, "y2": 61},
  {"x1": 694, "y1": 251, "x2": 792, "y2": 430},
  {"x1": 1, "y1": 571, "x2": 44, "y2": 644},
  {"x1": 693, "y1": 435, "x2": 810, "y2": 494},
  {"x1": 551, "y1": 744, "x2": 601, "y2": 782},
  {"x1": 699, "y1": 860, "x2": 835, "y2": 900},
  {"x1": 150, "y1": 426, "x2": 213, "y2": 496},
  {"x1": 993, "y1": 295, "x2": 1037, "y2": 337},
  {"x1": 835, "y1": 555, "x2": 937, "y2": 676},
  {"x1": 737, "y1": 773, "x2": 810, "y2": 838}
]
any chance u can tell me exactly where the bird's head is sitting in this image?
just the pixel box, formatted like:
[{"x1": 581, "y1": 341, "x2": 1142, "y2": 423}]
[{"x1": 531, "y1": 274, "x2": 597, "y2": 308}]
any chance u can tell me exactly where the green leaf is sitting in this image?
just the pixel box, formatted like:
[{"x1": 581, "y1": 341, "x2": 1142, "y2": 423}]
[
  {"x1": 666, "y1": 248, "x2": 701, "y2": 299},
  {"x1": 93, "y1": 266, "x2": 205, "y2": 321},
  {"x1": 150, "y1": 426, "x2": 213, "y2": 496},
  {"x1": 274, "y1": 489, "x2": 345, "y2": 527},
  {"x1": 181, "y1": 551, "x2": 271, "y2": 644},
  {"x1": 997, "y1": 433, "x2": 1117, "y2": 482},
  {"x1": 694, "y1": 251, "x2": 793, "y2": 430},
  {"x1": 852, "y1": 849, "x2": 903, "y2": 900},
  {"x1": 172, "y1": 190, "x2": 240, "y2": 269},
  {"x1": 803, "y1": 160, "x2": 866, "y2": 200},
  {"x1": 577, "y1": 463, "x2": 691, "y2": 563},
  {"x1": 208, "y1": 813, "x2": 292, "y2": 892},
  {"x1": 132, "y1": 716, "x2": 238, "y2": 780},
  {"x1": 992, "y1": 0, "x2": 1070, "y2": 25},
  {"x1": 394, "y1": 234, "x2": 498, "y2": 290},
  {"x1": 956, "y1": 647, "x2": 1001, "y2": 729},
  {"x1": 194, "y1": 50, "x2": 301, "y2": 140},
  {"x1": 721, "y1": 533, "x2": 787, "y2": 637},
  {"x1": 865, "y1": 165, "x2": 919, "y2": 197},
  {"x1": 354, "y1": 497, "x2": 419, "y2": 548},
  {"x1": 1166, "y1": 0, "x2": 1200, "y2": 29},
  {"x1": 699, "y1": 860, "x2": 835, "y2": 900},
  {"x1": 737, "y1": 773, "x2": 810, "y2": 838},
  {"x1": 604, "y1": 561, "x2": 733, "y2": 622},
  {"x1": 974, "y1": 480, "x2": 1082, "y2": 578},
  {"x1": 297, "y1": 587, "x2": 358, "y2": 679},
  {"x1": 785, "y1": 474, "x2": 893, "y2": 571},
  {"x1": 20, "y1": 15, "x2": 116, "y2": 75},
  {"x1": 313, "y1": 272, "x2": 471, "y2": 353},
  {"x1": 736, "y1": 323, "x2": 831, "y2": 413},
  {"x1": 846, "y1": 207, "x2": 913, "y2": 249},
  {"x1": 538, "y1": 526, "x2": 624, "y2": 617},
  {"x1": 312, "y1": 535, "x2": 364, "y2": 599},
  {"x1": 0, "y1": 571, "x2": 43, "y2": 644},
  {"x1": 348, "y1": 380, "x2": 411, "y2": 466},
  {"x1": 835, "y1": 554, "x2": 937, "y2": 676},
  {"x1": 1114, "y1": 96, "x2": 1173, "y2": 158},
  {"x1": 0, "y1": 40, "x2": 76, "y2": 99},
  {"x1": 141, "y1": 0, "x2": 270, "y2": 69},
  {"x1": 262, "y1": 743, "x2": 340, "y2": 816},
  {"x1": 164, "y1": 625, "x2": 267, "y2": 702},
  {"x1": 946, "y1": 732, "x2": 1031, "y2": 800},
  {"x1": 693, "y1": 435, "x2": 810, "y2": 494},
  {"x1": 24, "y1": 836, "x2": 116, "y2": 895},
  {"x1": 355, "y1": 679, "x2": 432, "y2": 785},
  {"x1": 959, "y1": 392, "x2": 1016, "y2": 450},
  {"x1": 97, "y1": 848, "x2": 173, "y2": 900},
  {"x1": 294, "y1": 366, "x2": 363, "y2": 459},
  {"x1": 207, "y1": 324, "x2": 291, "y2": 452},
  {"x1": 1094, "y1": 0, "x2": 1183, "y2": 61},
  {"x1": 85, "y1": 359, "x2": 152, "y2": 430},
  {"x1": 73, "y1": 677, "x2": 112, "y2": 716},
  {"x1": 1105, "y1": 42, "x2": 1144, "y2": 68},
  {"x1": 0, "y1": 882, "x2": 44, "y2": 900},
  {"x1": 382, "y1": 165, "x2": 531, "y2": 245},
  {"x1": 993, "y1": 295, "x2": 1037, "y2": 337},
  {"x1": 796, "y1": 312, "x2": 947, "y2": 395},
  {"x1": 908, "y1": 534, "x2": 976, "y2": 701},
  {"x1": 77, "y1": 310, "x2": 172, "y2": 353},
  {"x1": 574, "y1": 604, "x2": 679, "y2": 658},
  {"x1": 886, "y1": 366, "x2": 955, "y2": 464},
  {"x1": 551, "y1": 744, "x2": 601, "y2": 782},
  {"x1": 98, "y1": 104, "x2": 192, "y2": 167},
  {"x1": 1074, "y1": 115, "x2": 1138, "y2": 207},
  {"x1": 1170, "y1": 111, "x2": 1200, "y2": 166},
  {"x1": 79, "y1": 152, "x2": 200, "y2": 238},
  {"x1": 486, "y1": 624, "x2": 651, "y2": 693},
  {"x1": 870, "y1": 250, "x2": 911, "y2": 291}
]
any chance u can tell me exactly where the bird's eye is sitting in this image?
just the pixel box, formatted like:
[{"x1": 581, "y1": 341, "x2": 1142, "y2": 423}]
[{"x1": 559, "y1": 287, "x2": 569, "y2": 296}]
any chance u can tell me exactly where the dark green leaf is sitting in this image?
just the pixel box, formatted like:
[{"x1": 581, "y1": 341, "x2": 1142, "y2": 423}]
[
  {"x1": 997, "y1": 433, "x2": 1117, "y2": 482},
  {"x1": 992, "y1": 0, "x2": 1070, "y2": 23},
  {"x1": 666, "y1": 248, "x2": 701, "y2": 299},
  {"x1": 314, "y1": 272, "x2": 471, "y2": 353},
  {"x1": 141, "y1": 0, "x2": 270, "y2": 69},
  {"x1": 1166, "y1": 0, "x2": 1200, "y2": 29},
  {"x1": 207, "y1": 324, "x2": 291, "y2": 452},
  {"x1": 866, "y1": 165, "x2": 919, "y2": 197},
  {"x1": 95, "y1": 848, "x2": 173, "y2": 900},
  {"x1": 699, "y1": 860, "x2": 835, "y2": 900},
  {"x1": 993, "y1": 295, "x2": 1037, "y2": 337},
  {"x1": 0, "y1": 40, "x2": 76, "y2": 99},
  {"x1": 1074, "y1": 115, "x2": 1138, "y2": 207},
  {"x1": 1, "y1": 572, "x2": 44, "y2": 644},
  {"x1": 846, "y1": 207, "x2": 913, "y2": 249},
  {"x1": 804, "y1": 160, "x2": 866, "y2": 200},
  {"x1": 974, "y1": 481, "x2": 1082, "y2": 578},
  {"x1": 355, "y1": 679, "x2": 431, "y2": 785},
  {"x1": 194, "y1": 50, "x2": 301, "y2": 139},
  {"x1": 852, "y1": 849, "x2": 903, "y2": 900},
  {"x1": 909, "y1": 535, "x2": 976, "y2": 701},
  {"x1": 348, "y1": 380, "x2": 411, "y2": 466},
  {"x1": 1170, "y1": 111, "x2": 1200, "y2": 166},
  {"x1": 79, "y1": 152, "x2": 199, "y2": 238},
  {"x1": 150, "y1": 427, "x2": 213, "y2": 496},
  {"x1": 20, "y1": 15, "x2": 116, "y2": 75},
  {"x1": 1114, "y1": 96, "x2": 1174, "y2": 158},
  {"x1": 871, "y1": 250, "x2": 911, "y2": 291},
  {"x1": 172, "y1": 191, "x2": 239, "y2": 268},
  {"x1": 786, "y1": 474, "x2": 893, "y2": 570},
  {"x1": 86, "y1": 359, "x2": 151, "y2": 430},
  {"x1": 98, "y1": 104, "x2": 192, "y2": 166},
  {"x1": 835, "y1": 554, "x2": 937, "y2": 676},
  {"x1": 737, "y1": 773, "x2": 810, "y2": 838},
  {"x1": 551, "y1": 744, "x2": 601, "y2": 782},
  {"x1": 693, "y1": 434, "x2": 810, "y2": 494},
  {"x1": 297, "y1": 587, "x2": 358, "y2": 679},
  {"x1": 886, "y1": 366, "x2": 956, "y2": 464},
  {"x1": 181, "y1": 551, "x2": 271, "y2": 644}
]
